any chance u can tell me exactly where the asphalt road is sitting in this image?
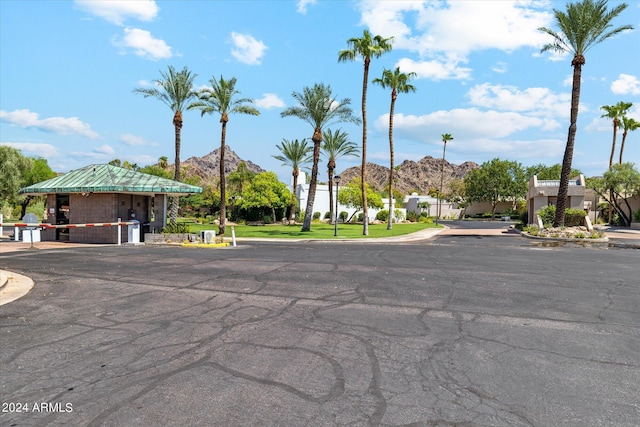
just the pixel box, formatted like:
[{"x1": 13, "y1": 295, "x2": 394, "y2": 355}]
[{"x1": 1, "y1": 232, "x2": 638, "y2": 426}]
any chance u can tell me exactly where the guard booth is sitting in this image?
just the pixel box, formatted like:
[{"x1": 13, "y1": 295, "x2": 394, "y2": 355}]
[{"x1": 19, "y1": 164, "x2": 202, "y2": 244}]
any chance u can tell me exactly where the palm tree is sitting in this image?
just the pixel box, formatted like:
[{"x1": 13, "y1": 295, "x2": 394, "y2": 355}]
[
  {"x1": 539, "y1": 0, "x2": 632, "y2": 227},
  {"x1": 339, "y1": 30, "x2": 394, "y2": 235},
  {"x1": 281, "y1": 83, "x2": 360, "y2": 232},
  {"x1": 373, "y1": 67, "x2": 417, "y2": 230},
  {"x1": 601, "y1": 101, "x2": 632, "y2": 168},
  {"x1": 321, "y1": 129, "x2": 359, "y2": 224},
  {"x1": 439, "y1": 133, "x2": 454, "y2": 221},
  {"x1": 188, "y1": 76, "x2": 260, "y2": 235},
  {"x1": 157, "y1": 156, "x2": 169, "y2": 170},
  {"x1": 134, "y1": 66, "x2": 198, "y2": 224},
  {"x1": 273, "y1": 139, "x2": 313, "y2": 221},
  {"x1": 619, "y1": 115, "x2": 639, "y2": 164}
]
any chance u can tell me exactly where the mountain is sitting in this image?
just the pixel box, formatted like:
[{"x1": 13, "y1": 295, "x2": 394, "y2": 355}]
[
  {"x1": 182, "y1": 146, "x2": 264, "y2": 181},
  {"x1": 180, "y1": 147, "x2": 477, "y2": 195},
  {"x1": 337, "y1": 157, "x2": 479, "y2": 195}
]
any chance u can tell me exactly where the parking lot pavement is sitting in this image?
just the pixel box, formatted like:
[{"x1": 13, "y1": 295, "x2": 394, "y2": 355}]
[{"x1": 1, "y1": 237, "x2": 639, "y2": 426}]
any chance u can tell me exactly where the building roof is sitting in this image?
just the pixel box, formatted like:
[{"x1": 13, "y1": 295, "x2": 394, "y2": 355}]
[{"x1": 19, "y1": 164, "x2": 203, "y2": 196}]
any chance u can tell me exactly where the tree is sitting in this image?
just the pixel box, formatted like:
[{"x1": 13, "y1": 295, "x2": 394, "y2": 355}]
[
  {"x1": 464, "y1": 159, "x2": 527, "y2": 220},
  {"x1": 337, "y1": 178, "x2": 384, "y2": 222},
  {"x1": 438, "y1": 133, "x2": 454, "y2": 221},
  {"x1": 237, "y1": 171, "x2": 291, "y2": 222},
  {"x1": 588, "y1": 163, "x2": 640, "y2": 226},
  {"x1": 281, "y1": 83, "x2": 360, "y2": 232},
  {"x1": 539, "y1": 0, "x2": 632, "y2": 227},
  {"x1": 339, "y1": 30, "x2": 394, "y2": 235},
  {"x1": 157, "y1": 156, "x2": 169, "y2": 170},
  {"x1": 321, "y1": 129, "x2": 359, "y2": 224},
  {"x1": 19, "y1": 157, "x2": 56, "y2": 218},
  {"x1": 526, "y1": 163, "x2": 582, "y2": 180},
  {"x1": 0, "y1": 146, "x2": 31, "y2": 209},
  {"x1": 188, "y1": 76, "x2": 260, "y2": 235},
  {"x1": 601, "y1": 101, "x2": 632, "y2": 168},
  {"x1": 373, "y1": 67, "x2": 416, "y2": 230},
  {"x1": 620, "y1": 115, "x2": 639, "y2": 164},
  {"x1": 273, "y1": 139, "x2": 312, "y2": 221},
  {"x1": 134, "y1": 66, "x2": 198, "y2": 224}
]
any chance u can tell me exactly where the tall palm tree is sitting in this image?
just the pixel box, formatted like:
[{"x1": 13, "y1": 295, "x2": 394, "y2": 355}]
[
  {"x1": 439, "y1": 133, "x2": 454, "y2": 221},
  {"x1": 281, "y1": 83, "x2": 360, "y2": 232},
  {"x1": 339, "y1": 30, "x2": 394, "y2": 235},
  {"x1": 188, "y1": 76, "x2": 260, "y2": 235},
  {"x1": 539, "y1": 0, "x2": 632, "y2": 227},
  {"x1": 373, "y1": 67, "x2": 417, "y2": 230},
  {"x1": 619, "y1": 115, "x2": 639, "y2": 164},
  {"x1": 134, "y1": 66, "x2": 197, "y2": 224},
  {"x1": 321, "y1": 129, "x2": 359, "y2": 224},
  {"x1": 157, "y1": 156, "x2": 169, "y2": 170},
  {"x1": 273, "y1": 139, "x2": 313, "y2": 221},
  {"x1": 601, "y1": 101, "x2": 632, "y2": 167}
]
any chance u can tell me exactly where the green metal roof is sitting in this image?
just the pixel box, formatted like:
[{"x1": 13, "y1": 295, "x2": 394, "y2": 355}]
[{"x1": 19, "y1": 164, "x2": 202, "y2": 196}]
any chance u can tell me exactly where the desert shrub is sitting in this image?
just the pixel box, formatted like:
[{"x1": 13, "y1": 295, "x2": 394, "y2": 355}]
[
  {"x1": 538, "y1": 205, "x2": 586, "y2": 227},
  {"x1": 313, "y1": 212, "x2": 321, "y2": 220},
  {"x1": 162, "y1": 222, "x2": 191, "y2": 234},
  {"x1": 394, "y1": 209, "x2": 404, "y2": 222},
  {"x1": 418, "y1": 216, "x2": 433, "y2": 224},
  {"x1": 524, "y1": 224, "x2": 540, "y2": 236},
  {"x1": 376, "y1": 210, "x2": 389, "y2": 221},
  {"x1": 406, "y1": 211, "x2": 418, "y2": 222}
]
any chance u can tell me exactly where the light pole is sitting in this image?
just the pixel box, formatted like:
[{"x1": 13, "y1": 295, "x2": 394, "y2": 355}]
[
  {"x1": 439, "y1": 134, "x2": 453, "y2": 224},
  {"x1": 435, "y1": 189, "x2": 439, "y2": 226},
  {"x1": 334, "y1": 175, "x2": 341, "y2": 237}
]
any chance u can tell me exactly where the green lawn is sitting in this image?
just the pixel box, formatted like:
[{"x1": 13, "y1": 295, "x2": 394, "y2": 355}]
[{"x1": 180, "y1": 219, "x2": 440, "y2": 239}]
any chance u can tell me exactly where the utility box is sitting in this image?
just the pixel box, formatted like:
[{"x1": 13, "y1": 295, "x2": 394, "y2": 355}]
[
  {"x1": 201, "y1": 230, "x2": 216, "y2": 244},
  {"x1": 127, "y1": 221, "x2": 140, "y2": 244}
]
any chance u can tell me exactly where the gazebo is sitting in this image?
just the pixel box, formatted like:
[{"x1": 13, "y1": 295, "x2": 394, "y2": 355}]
[{"x1": 19, "y1": 164, "x2": 202, "y2": 243}]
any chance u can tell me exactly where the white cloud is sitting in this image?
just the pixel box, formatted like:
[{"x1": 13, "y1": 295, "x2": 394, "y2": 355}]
[
  {"x1": 611, "y1": 74, "x2": 640, "y2": 95},
  {"x1": 230, "y1": 32, "x2": 267, "y2": 65},
  {"x1": 297, "y1": 0, "x2": 317, "y2": 14},
  {"x1": 360, "y1": 1, "x2": 551, "y2": 54},
  {"x1": 396, "y1": 57, "x2": 471, "y2": 81},
  {"x1": 119, "y1": 133, "x2": 154, "y2": 146},
  {"x1": 94, "y1": 144, "x2": 115, "y2": 155},
  {"x1": 75, "y1": 0, "x2": 158, "y2": 26},
  {"x1": 359, "y1": 1, "x2": 552, "y2": 80},
  {"x1": 491, "y1": 62, "x2": 508, "y2": 74},
  {"x1": 467, "y1": 83, "x2": 568, "y2": 122},
  {"x1": 112, "y1": 28, "x2": 172, "y2": 61},
  {"x1": 0, "y1": 142, "x2": 60, "y2": 158},
  {"x1": 255, "y1": 93, "x2": 285, "y2": 109},
  {"x1": 0, "y1": 109, "x2": 99, "y2": 139}
]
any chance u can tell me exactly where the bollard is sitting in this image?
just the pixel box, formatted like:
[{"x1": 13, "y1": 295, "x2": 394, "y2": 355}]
[
  {"x1": 231, "y1": 226, "x2": 236, "y2": 247},
  {"x1": 117, "y1": 218, "x2": 122, "y2": 246}
]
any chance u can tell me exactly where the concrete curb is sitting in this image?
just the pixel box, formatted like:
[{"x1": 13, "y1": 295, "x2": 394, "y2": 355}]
[{"x1": 0, "y1": 270, "x2": 35, "y2": 306}]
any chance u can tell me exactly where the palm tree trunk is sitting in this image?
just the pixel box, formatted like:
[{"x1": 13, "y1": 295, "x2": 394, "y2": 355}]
[
  {"x1": 291, "y1": 170, "x2": 298, "y2": 222},
  {"x1": 619, "y1": 130, "x2": 628, "y2": 164},
  {"x1": 302, "y1": 128, "x2": 322, "y2": 232},
  {"x1": 219, "y1": 121, "x2": 227, "y2": 235},
  {"x1": 170, "y1": 116, "x2": 182, "y2": 224},
  {"x1": 554, "y1": 57, "x2": 583, "y2": 227},
  {"x1": 328, "y1": 164, "x2": 335, "y2": 224},
  {"x1": 439, "y1": 141, "x2": 447, "y2": 221},
  {"x1": 387, "y1": 92, "x2": 396, "y2": 230},
  {"x1": 608, "y1": 119, "x2": 618, "y2": 223},
  {"x1": 361, "y1": 57, "x2": 370, "y2": 235}
]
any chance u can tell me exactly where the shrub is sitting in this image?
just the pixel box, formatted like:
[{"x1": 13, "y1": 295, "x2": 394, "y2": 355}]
[
  {"x1": 634, "y1": 208, "x2": 640, "y2": 223},
  {"x1": 376, "y1": 210, "x2": 389, "y2": 221},
  {"x1": 263, "y1": 215, "x2": 272, "y2": 224},
  {"x1": 357, "y1": 213, "x2": 364, "y2": 222},
  {"x1": 296, "y1": 210, "x2": 304, "y2": 223},
  {"x1": 406, "y1": 211, "x2": 418, "y2": 222},
  {"x1": 339, "y1": 211, "x2": 348, "y2": 222},
  {"x1": 324, "y1": 211, "x2": 331, "y2": 219},
  {"x1": 418, "y1": 216, "x2": 433, "y2": 224},
  {"x1": 524, "y1": 224, "x2": 540, "y2": 236},
  {"x1": 162, "y1": 222, "x2": 191, "y2": 234},
  {"x1": 538, "y1": 205, "x2": 586, "y2": 227},
  {"x1": 313, "y1": 212, "x2": 321, "y2": 220},
  {"x1": 394, "y1": 209, "x2": 404, "y2": 222}
]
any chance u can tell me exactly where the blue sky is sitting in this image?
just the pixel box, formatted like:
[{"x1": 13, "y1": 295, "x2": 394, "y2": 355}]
[{"x1": 1, "y1": 0, "x2": 639, "y2": 185}]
